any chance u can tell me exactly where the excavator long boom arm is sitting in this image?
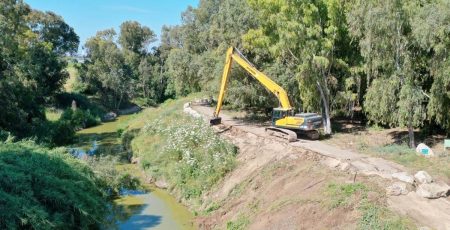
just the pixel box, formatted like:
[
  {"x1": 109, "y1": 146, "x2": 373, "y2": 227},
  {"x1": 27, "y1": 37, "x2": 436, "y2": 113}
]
[{"x1": 213, "y1": 47, "x2": 292, "y2": 117}]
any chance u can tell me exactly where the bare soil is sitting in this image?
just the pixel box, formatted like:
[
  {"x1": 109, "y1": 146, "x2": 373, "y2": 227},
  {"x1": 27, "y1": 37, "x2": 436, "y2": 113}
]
[
  {"x1": 190, "y1": 104, "x2": 450, "y2": 230},
  {"x1": 197, "y1": 124, "x2": 386, "y2": 230}
]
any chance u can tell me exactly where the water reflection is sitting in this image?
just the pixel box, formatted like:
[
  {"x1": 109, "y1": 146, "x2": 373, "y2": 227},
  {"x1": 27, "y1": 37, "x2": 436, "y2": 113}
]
[
  {"x1": 69, "y1": 140, "x2": 98, "y2": 159},
  {"x1": 110, "y1": 189, "x2": 186, "y2": 230}
]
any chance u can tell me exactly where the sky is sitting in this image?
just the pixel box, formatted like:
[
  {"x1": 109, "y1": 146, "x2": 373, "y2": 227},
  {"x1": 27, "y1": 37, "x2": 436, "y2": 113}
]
[{"x1": 25, "y1": 0, "x2": 199, "y2": 53}]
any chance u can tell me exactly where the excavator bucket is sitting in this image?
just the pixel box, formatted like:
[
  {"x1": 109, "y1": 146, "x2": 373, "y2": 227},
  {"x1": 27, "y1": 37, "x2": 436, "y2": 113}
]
[{"x1": 210, "y1": 117, "x2": 222, "y2": 126}]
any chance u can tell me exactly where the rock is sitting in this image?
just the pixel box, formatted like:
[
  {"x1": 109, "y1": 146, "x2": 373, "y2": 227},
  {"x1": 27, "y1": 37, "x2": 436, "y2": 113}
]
[
  {"x1": 102, "y1": 112, "x2": 117, "y2": 122},
  {"x1": 192, "y1": 98, "x2": 211, "y2": 106},
  {"x1": 414, "y1": 171, "x2": 433, "y2": 184},
  {"x1": 386, "y1": 182, "x2": 408, "y2": 196},
  {"x1": 155, "y1": 179, "x2": 169, "y2": 189},
  {"x1": 321, "y1": 158, "x2": 341, "y2": 168},
  {"x1": 416, "y1": 182, "x2": 450, "y2": 198},
  {"x1": 416, "y1": 143, "x2": 434, "y2": 157},
  {"x1": 183, "y1": 103, "x2": 203, "y2": 119},
  {"x1": 392, "y1": 172, "x2": 415, "y2": 184}
]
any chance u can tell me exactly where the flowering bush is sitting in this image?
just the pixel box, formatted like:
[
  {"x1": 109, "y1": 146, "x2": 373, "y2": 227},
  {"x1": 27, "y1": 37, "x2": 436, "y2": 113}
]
[{"x1": 140, "y1": 116, "x2": 237, "y2": 199}]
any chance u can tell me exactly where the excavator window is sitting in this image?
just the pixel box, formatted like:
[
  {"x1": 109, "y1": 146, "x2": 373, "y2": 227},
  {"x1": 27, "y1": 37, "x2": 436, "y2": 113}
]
[{"x1": 272, "y1": 110, "x2": 280, "y2": 119}]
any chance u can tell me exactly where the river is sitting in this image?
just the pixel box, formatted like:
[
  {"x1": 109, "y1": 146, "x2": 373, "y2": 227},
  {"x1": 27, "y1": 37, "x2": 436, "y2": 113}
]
[{"x1": 73, "y1": 114, "x2": 194, "y2": 229}]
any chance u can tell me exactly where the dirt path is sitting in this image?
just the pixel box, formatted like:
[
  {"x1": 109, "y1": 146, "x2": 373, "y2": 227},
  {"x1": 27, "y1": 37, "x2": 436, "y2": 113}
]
[{"x1": 192, "y1": 104, "x2": 450, "y2": 230}]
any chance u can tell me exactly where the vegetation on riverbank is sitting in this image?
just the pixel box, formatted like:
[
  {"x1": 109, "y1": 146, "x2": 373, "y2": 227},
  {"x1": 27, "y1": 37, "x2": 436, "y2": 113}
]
[
  {"x1": 122, "y1": 96, "x2": 237, "y2": 206},
  {"x1": 0, "y1": 141, "x2": 108, "y2": 229}
]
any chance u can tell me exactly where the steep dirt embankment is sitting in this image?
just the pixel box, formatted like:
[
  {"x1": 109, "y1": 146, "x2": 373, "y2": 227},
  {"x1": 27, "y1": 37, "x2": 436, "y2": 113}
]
[
  {"x1": 188, "y1": 103, "x2": 450, "y2": 230},
  {"x1": 184, "y1": 104, "x2": 404, "y2": 229},
  {"x1": 197, "y1": 126, "x2": 373, "y2": 229}
]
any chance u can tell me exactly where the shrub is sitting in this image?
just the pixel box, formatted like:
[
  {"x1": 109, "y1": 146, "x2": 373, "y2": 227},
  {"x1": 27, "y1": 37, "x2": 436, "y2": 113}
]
[
  {"x1": 61, "y1": 108, "x2": 100, "y2": 130},
  {"x1": 0, "y1": 141, "x2": 109, "y2": 229},
  {"x1": 50, "y1": 120, "x2": 76, "y2": 146}
]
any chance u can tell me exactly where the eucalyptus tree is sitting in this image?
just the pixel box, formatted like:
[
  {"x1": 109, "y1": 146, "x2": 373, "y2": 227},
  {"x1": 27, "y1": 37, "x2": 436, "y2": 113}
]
[
  {"x1": 411, "y1": 0, "x2": 450, "y2": 133},
  {"x1": 84, "y1": 29, "x2": 132, "y2": 110},
  {"x1": 243, "y1": 0, "x2": 357, "y2": 135},
  {"x1": 348, "y1": 0, "x2": 427, "y2": 147}
]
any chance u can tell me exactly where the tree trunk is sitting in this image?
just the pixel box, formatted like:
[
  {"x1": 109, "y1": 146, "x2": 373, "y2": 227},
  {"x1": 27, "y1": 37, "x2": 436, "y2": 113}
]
[
  {"x1": 316, "y1": 81, "x2": 332, "y2": 135},
  {"x1": 408, "y1": 115, "x2": 415, "y2": 148}
]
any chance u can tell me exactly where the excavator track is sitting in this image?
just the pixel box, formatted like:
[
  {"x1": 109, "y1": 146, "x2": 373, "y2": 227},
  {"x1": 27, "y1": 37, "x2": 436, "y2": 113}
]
[{"x1": 265, "y1": 127, "x2": 297, "y2": 142}]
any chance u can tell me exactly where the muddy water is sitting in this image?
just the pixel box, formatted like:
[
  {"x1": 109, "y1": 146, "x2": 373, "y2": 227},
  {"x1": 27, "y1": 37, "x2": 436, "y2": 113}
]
[
  {"x1": 115, "y1": 187, "x2": 194, "y2": 230},
  {"x1": 74, "y1": 114, "x2": 194, "y2": 229}
]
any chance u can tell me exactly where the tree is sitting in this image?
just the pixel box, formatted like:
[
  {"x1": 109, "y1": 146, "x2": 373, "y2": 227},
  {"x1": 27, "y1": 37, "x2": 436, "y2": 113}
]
[
  {"x1": 243, "y1": 0, "x2": 357, "y2": 135},
  {"x1": 119, "y1": 21, "x2": 155, "y2": 55},
  {"x1": 166, "y1": 48, "x2": 199, "y2": 96},
  {"x1": 137, "y1": 55, "x2": 167, "y2": 104},
  {"x1": 411, "y1": 0, "x2": 450, "y2": 133},
  {"x1": 0, "y1": 0, "x2": 76, "y2": 139},
  {"x1": 84, "y1": 29, "x2": 132, "y2": 110},
  {"x1": 27, "y1": 10, "x2": 79, "y2": 55},
  {"x1": 348, "y1": 0, "x2": 427, "y2": 147}
]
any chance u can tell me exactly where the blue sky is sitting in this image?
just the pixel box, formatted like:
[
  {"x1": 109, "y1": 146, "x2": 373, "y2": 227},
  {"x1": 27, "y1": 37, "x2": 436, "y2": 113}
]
[{"x1": 25, "y1": 0, "x2": 199, "y2": 53}]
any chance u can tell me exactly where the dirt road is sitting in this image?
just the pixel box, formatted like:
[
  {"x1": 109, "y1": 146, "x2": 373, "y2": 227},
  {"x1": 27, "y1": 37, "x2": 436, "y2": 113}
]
[{"x1": 191, "y1": 104, "x2": 450, "y2": 230}]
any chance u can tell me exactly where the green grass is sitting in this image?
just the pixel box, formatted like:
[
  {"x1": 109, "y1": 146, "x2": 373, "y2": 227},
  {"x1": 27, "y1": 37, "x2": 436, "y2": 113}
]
[
  {"x1": 373, "y1": 144, "x2": 416, "y2": 155},
  {"x1": 226, "y1": 214, "x2": 250, "y2": 230},
  {"x1": 359, "y1": 202, "x2": 414, "y2": 230},
  {"x1": 325, "y1": 182, "x2": 367, "y2": 208},
  {"x1": 45, "y1": 108, "x2": 63, "y2": 121},
  {"x1": 371, "y1": 144, "x2": 450, "y2": 180},
  {"x1": 325, "y1": 182, "x2": 415, "y2": 229},
  {"x1": 121, "y1": 94, "x2": 237, "y2": 205},
  {"x1": 367, "y1": 124, "x2": 385, "y2": 132},
  {"x1": 0, "y1": 141, "x2": 109, "y2": 229}
]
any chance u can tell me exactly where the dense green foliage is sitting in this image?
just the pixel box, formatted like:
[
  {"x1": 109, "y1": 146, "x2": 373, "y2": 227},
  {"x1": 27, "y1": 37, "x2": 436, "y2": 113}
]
[
  {"x1": 60, "y1": 108, "x2": 100, "y2": 130},
  {"x1": 86, "y1": 0, "x2": 447, "y2": 142},
  {"x1": 78, "y1": 0, "x2": 449, "y2": 142},
  {"x1": 0, "y1": 141, "x2": 108, "y2": 229},
  {"x1": 79, "y1": 21, "x2": 166, "y2": 109},
  {"x1": 0, "y1": 0, "x2": 79, "y2": 142}
]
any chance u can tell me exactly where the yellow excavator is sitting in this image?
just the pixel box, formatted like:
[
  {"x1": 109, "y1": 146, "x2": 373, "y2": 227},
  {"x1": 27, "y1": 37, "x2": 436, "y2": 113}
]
[{"x1": 210, "y1": 47, "x2": 323, "y2": 141}]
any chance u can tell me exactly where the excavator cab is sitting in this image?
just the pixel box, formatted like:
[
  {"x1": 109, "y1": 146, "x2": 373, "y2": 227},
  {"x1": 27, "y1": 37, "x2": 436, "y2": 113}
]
[{"x1": 271, "y1": 108, "x2": 290, "y2": 124}]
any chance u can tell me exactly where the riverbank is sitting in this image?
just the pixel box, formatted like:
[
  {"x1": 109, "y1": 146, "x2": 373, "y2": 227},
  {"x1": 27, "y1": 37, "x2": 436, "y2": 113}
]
[
  {"x1": 72, "y1": 112, "x2": 194, "y2": 229},
  {"x1": 121, "y1": 95, "x2": 420, "y2": 229}
]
